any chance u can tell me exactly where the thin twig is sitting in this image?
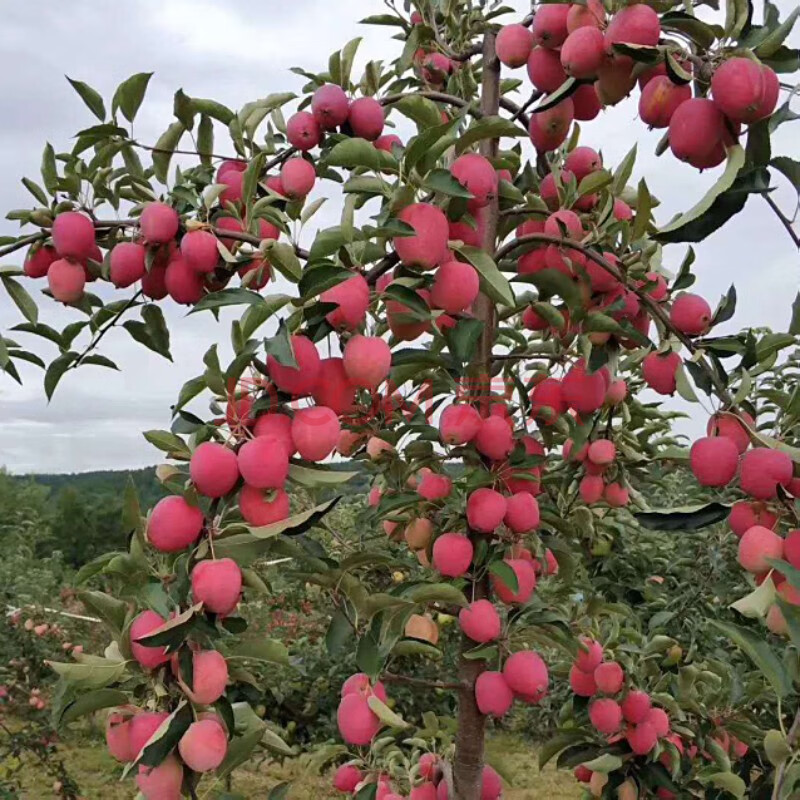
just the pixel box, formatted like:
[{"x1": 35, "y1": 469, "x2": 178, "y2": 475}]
[
  {"x1": 764, "y1": 194, "x2": 800, "y2": 249},
  {"x1": 71, "y1": 290, "x2": 143, "y2": 370},
  {"x1": 381, "y1": 671, "x2": 463, "y2": 691}
]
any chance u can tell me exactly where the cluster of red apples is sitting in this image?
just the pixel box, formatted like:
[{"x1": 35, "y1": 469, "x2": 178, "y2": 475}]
[
  {"x1": 494, "y1": 3, "x2": 778, "y2": 168},
  {"x1": 685, "y1": 408, "x2": 800, "y2": 634}
]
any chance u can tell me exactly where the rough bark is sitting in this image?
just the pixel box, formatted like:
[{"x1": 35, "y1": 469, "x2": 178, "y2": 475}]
[{"x1": 452, "y1": 29, "x2": 501, "y2": 800}]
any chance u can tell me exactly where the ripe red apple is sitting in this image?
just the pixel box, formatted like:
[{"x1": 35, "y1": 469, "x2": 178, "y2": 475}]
[
  {"x1": 311, "y1": 358, "x2": 357, "y2": 415},
  {"x1": 639, "y1": 76, "x2": 691, "y2": 128},
  {"x1": 165, "y1": 254, "x2": 204, "y2": 305},
  {"x1": 286, "y1": 111, "x2": 321, "y2": 150},
  {"x1": 178, "y1": 717, "x2": 227, "y2": 772},
  {"x1": 190, "y1": 442, "x2": 240, "y2": 498},
  {"x1": 348, "y1": 97, "x2": 385, "y2": 141},
  {"x1": 280, "y1": 158, "x2": 316, "y2": 199},
  {"x1": 467, "y1": 487, "x2": 508, "y2": 533},
  {"x1": 432, "y1": 532, "x2": 474, "y2": 577},
  {"x1": 532, "y1": 4, "x2": 570, "y2": 48},
  {"x1": 292, "y1": 406, "x2": 341, "y2": 461},
  {"x1": 497, "y1": 24, "x2": 534, "y2": 68},
  {"x1": 343, "y1": 335, "x2": 392, "y2": 389},
  {"x1": 529, "y1": 99, "x2": 574, "y2": 152},
  {"x1": 502, "y1": 650, "x2": 549, "y2": 698},
  {"x1": 590, "y1": 698, "x2": 623, "y2": 734},
  {"x1": 393, "y1": 202, "x2": 450, "y2": 269},
  {"x1": 191, "y1": 558, "x2": 243, "y2": 615},
  {"x1": 459, "y1": 599, "x2": 501, "y2": 643},
  {"x1": 147, "y1": 495, "x2": 204, "y2": 552},
  {"x1": 738, "y1": 525, "x2": 784, "y2": 573},
  {"x1": 475, "y1": 671, "x2": 513, "y2": 716},
  {"x1": 561, "y1": 27, "x2": 605, "y2": 78},
  {"x1": 312, "y1": 84, "x2": 350, "y2": 130},
  {"x1": 642, "y1": 351, "x2": 681, "y2": 395},
  {"x1": 267, "y1": 334, "x2": 321, "y2": 396},
  {"x1": 670, "y1": 293, "x2": 712, "y2": 335},
  {"x1": 47, "y1": 259, "x2": 86, "y2": 304},
  {"x1": 140, "y1": 202, "x2": 179, "y2": 244},
  {"x1": 322, "y1": 273, "x2": 370, "y2": 330},
  {"x1": 690, "y1": 436, "x2": 739, "y2": 487},
  {"x1": 52, "y1": 212, "x2": 95, "y2": 261},
  {"x1": 181, "y1": 230, "x2": 220, "y2": 274},
  {"x1": 491, "y1": 558, "x2": 537, "y2": 604},
  {"x1": 740, "y1": 448, "x2": 793, "y2": 499},
  {"x1": 129, "y1": 611, "x2": 169, "y2": 670}
]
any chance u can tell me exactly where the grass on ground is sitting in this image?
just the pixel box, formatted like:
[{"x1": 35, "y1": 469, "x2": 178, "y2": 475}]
[{"x1": 7, "y1": 726, "x2": 580, "y2": 799}]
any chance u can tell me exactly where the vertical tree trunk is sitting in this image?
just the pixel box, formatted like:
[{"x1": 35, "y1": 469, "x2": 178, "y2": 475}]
[{"x1": 452, "y1": 29, "x2": 501, "y2": 800}]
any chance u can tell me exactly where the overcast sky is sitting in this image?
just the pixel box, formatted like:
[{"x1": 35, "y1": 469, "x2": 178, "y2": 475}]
[{"x1": 0, "y1": 0, "x2": 797, "y2": 474}]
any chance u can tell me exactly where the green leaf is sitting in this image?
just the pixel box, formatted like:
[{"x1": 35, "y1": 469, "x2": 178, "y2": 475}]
[
  {"x1": 216, "y1": 726, "x2": 266, "y2": 779},
  {"x1": 359, "y1": 14, "x2": 407, "y2": 26},
  {"x1": 709, "y1": 620, "x2": 792, "y2": 697},
  {"x1": 240, "y1": 294, "x2": 292, "y2": 339},
  {"x1": 455, "y1": 116, "x2": 527, "y2": 154},
  {"x1": 326, "y1": 609, "x2": 355, "y2": 656},
  {"x1": 424, "y1": 168, "x2": 474, "y2": 199},
  {"x1": 391, "y1": 640, "x2": 442, "y2": 660},
  {"x1": 532, "y1": 77, "x2": 579, "y2": 113},
  {"x1": 444, "y1": 317, "x2": 484, "y2": 363},
  {"x1": 635, "y1": 502, "x2": 730, "y2": 531},
  {"x1": 582, "y1": 754, "x2": 623, "y2": 773},
  {"x1": 136, "y1": 604, "x2": 200, "y2": 649},
  {"x1": 660, "y1": 11, "x2": 721, "y2": 48},
  {"x1": 230, "y1": 638, "x2": 290, "y2": 666},
  {"x1": 190, "y1": 288, "x2": 266, "y2": 314},
  {"x1": 612, "y1": 144, "x2": 637, "y2": 196},
  {"x1": 267, "y1": 242, "x2": 303, "y2": 282},
  {"x1": 656, "y1": 145, "x2": 746, "y2": 238},
  {"x1": 724, "y1": 0, "x2": 750, "y2": 38},
  {"x1": 21, "y1": 177, "x2": 48, "y2": 206},
  {"x1": 326, "y1": 137, "x2": 397, "y2": 171},
  {"x1": 367, "y1": 695, "x2": 410, "y2": 729},
  {"x1": 407, "y1": 583, "x2": 468, "y2": 608},
  {"x1": 389, "y1": 95, "x2": 444, "y2": 130},
  {"x1": 137, "y1": 702, "x2": 193, "y2": 768},
  {"x1": 756, "y1": 6, "x2": 800, "y2": 57},
  {"x1": 489, "y1": 560, "x2": 519, "y2": 593},
  {"x1": 706, "y1": 772, "x2": 745, "y2": 798},
  {"x1": 48, "y1": 659, "x2": 126, "y2": 689},
  {"x1": 151, "y1": 121, "x2": 185, "y2": 184},
  {"x1": 143, "y1": 429, "x2": 191, "y2": 459},
  {"x1": 771, "y1": 156, "x2": 800, "y2": 194},
  {"x1": 1, "y1": 275, "x2": 38, "y2": 323},
  {"x1": 66, "y1": 76, "x2": 106, "y2": 120},
  {"x1": 112, "y1": 72, "x2": 153, "y2": 123},
  {"x1": 58, "y1": 688, "x2": 129, "y2": 727},
  {"x1": 44, "y1": 351, "x2": 78, "y2": 401},
  {"x1": 340, "y1": 37, "x2": 363, "y2": 87},
  {"x1": 789, "y1": 292, "x2": 800, "y2": 335},
  {"x1": 451, "y1": 244, "x2": 514, "y2": 306},
  {"x1": 288, "y1": 464, "x2": 358, "y2": 487},
  {"x1": 41, "y1": 142, "x2": 58, "y2": 194}
]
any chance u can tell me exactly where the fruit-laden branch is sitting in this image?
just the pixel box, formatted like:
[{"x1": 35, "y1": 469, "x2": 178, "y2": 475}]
[
  {"x1": 381, "y1": 672, "x2": 463, "y2": 691},
  {"x1": 496, "y1": 232, "x2": 737, "y2": 407}
]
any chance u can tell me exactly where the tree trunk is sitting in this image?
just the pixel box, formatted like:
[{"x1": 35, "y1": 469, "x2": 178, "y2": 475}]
[{"x1": 452, "y1": 29, "x2": 501, "y2": 800}]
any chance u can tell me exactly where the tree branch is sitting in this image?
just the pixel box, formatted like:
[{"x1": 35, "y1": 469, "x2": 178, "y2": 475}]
[
  {"x1": 0, "y1": 232, "x2": 48, "y2": 259},
  {"x1": 497, "y1": 232, "x2": 737, "y2": 407},
  {"x1": 381, "y1": 671, "x2": 462, "y2": 691},
  {"x1": 365, "y1": 253, "x2": 400, "y2": 286}
]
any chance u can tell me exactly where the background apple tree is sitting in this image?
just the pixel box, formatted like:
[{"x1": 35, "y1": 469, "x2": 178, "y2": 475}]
[{"x1": 1, "y1": 0, "x2": 800, "y2": 798}]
